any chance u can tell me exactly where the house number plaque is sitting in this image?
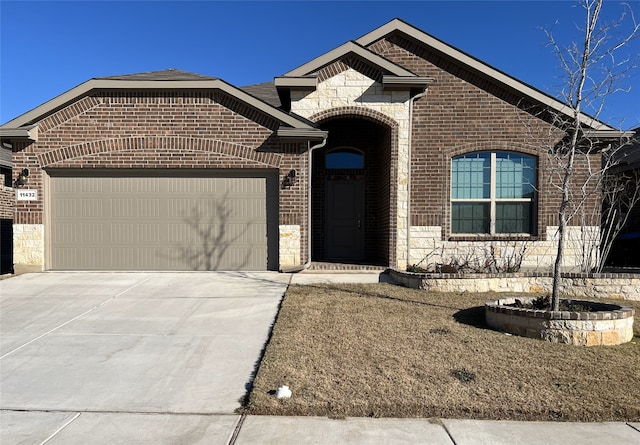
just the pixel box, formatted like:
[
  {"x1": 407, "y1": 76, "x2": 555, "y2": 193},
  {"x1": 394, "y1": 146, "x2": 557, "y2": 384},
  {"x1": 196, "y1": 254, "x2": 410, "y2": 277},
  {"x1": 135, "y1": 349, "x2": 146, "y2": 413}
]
[{"x1": 16, "y1": 189, "x2": 38, "y2": 201}]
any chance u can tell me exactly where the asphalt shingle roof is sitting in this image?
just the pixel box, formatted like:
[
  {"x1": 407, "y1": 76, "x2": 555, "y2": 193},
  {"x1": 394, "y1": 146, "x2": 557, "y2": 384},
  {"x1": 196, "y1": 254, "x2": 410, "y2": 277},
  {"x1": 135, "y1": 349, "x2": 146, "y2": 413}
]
[
  {"x1": 240, "y1": 82, "x2": 281, "y2": 108},
  {"x1": 96, "y1": 69, "x2": 218, "y2": 81}
]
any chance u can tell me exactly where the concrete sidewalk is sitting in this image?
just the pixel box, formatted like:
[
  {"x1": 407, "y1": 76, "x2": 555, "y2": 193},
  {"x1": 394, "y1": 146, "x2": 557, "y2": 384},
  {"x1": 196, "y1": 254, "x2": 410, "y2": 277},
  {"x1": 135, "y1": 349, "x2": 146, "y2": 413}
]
[
  {"x1": 3, "y1": 412, "x2": 639, "y2": 444},
  {"x1": 234, "y1": 416, "x2": 640, "y2": 445}
]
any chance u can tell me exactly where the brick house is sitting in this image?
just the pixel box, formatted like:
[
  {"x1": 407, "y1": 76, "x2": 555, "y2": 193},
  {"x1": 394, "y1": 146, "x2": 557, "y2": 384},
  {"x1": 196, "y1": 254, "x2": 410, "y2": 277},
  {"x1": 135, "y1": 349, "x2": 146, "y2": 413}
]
[{"x1": 0, "y1": 19, "x2": 629, "y2": 273}]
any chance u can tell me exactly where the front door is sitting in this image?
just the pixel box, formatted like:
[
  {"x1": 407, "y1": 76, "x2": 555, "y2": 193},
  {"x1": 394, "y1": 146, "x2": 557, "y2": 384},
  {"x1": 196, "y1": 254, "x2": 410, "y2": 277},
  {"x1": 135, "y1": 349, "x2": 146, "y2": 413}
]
[{"x1": 325, "y1": 176, "x2": 364, "y2": 260}]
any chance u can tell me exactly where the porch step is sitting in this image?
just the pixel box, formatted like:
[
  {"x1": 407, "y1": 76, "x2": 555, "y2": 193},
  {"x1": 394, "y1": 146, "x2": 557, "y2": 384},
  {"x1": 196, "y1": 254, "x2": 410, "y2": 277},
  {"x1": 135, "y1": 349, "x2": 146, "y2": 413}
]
[{"x1": 302, "y1": 262, "x2": 389, "y2": 273}]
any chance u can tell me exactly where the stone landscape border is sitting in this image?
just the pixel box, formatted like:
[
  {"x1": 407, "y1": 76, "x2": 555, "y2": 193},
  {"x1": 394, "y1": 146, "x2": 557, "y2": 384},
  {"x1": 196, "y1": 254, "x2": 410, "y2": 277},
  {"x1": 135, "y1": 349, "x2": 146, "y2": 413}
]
[
  {"x1": 389, "y1": 270, "x2": 640, "y2": 301},
  {"x1": 485, "y1": 297, "x2": 635, "y2": 346}
]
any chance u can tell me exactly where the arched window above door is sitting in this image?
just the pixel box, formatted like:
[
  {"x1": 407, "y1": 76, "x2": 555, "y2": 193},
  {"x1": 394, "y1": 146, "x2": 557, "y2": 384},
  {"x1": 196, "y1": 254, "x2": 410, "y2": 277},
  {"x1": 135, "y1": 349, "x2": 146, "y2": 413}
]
[{"x1": 325, "y1": 148, "x2": 364, "y2": 169}]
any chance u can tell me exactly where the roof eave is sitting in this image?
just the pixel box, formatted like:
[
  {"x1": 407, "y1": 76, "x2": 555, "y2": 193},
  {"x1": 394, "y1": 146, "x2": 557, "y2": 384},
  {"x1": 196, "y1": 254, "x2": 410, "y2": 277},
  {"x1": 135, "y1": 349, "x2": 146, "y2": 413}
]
[
  {"x1": 1, "y1": 78, "x2": 318, "y2": 132},
  {"x1": 583, "y1": 129, "x2": 635, "y2": 140},
  {"x1": 274, "y1": 77, "x2": 318, "y2": 112},
  {"x1": 277, "y1": 127, "x2": 328, "y2": 141},
  {"x1": 0, "y1": 125, "x2": 39, "y2": 142},
  {"x1": 382, "y1": 75, "x2": 435, "y2": 93},
  {"x1": 274, "y1": 76, "x2": 318, "y2": 89}
]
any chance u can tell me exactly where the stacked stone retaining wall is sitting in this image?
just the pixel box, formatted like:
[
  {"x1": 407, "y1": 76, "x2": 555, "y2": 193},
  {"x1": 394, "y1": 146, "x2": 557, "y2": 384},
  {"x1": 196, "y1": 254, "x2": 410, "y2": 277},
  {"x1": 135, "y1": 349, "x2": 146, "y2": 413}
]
[
  {"x1": 390, "y1": 270, "x2": 640, "y2": 301},
  {"x1": 485, "y1": 297, "x2": 635, "y2": 346}
]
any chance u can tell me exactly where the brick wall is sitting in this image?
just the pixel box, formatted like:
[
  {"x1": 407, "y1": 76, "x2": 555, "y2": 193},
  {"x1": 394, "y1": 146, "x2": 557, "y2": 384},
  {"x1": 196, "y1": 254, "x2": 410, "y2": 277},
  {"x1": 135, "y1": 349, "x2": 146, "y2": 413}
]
[
  {"x1": 14, "y1": 90, "x2": 307, "y2": 214},
  {"x1": 368, "y1": 35, "x2": 600, "y2": 240},
  {"x1": 12, "y1": 90, "x2": 310, "y2": 268}
]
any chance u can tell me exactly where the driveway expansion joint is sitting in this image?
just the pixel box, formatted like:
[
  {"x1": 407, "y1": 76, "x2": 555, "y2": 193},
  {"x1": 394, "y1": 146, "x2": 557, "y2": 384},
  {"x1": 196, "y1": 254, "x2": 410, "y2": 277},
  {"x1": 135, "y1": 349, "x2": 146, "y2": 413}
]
[
  {"x1": 39, "y1": 412, "x2": 81, "y2": 445},
  {"x1": 227, "y1": 413, "x2": 247, "y2": 445},
  {"x1": 628, "y1": 422, "x2": 640, "y2": 433}
]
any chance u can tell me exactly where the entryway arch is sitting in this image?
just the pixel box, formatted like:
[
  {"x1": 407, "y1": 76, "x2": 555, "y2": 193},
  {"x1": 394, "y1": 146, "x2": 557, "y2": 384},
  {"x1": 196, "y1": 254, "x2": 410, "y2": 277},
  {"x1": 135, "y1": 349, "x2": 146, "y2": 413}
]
[{"x1": 311, "y1": 113, "x2": 396, "y2": 266}]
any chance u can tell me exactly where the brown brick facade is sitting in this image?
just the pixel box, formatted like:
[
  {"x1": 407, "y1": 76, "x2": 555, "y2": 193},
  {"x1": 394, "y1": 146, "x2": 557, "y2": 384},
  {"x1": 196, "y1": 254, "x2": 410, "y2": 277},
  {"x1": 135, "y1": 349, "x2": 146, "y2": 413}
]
[
  {"x1": 12, "y1": 91, "x2": 310, "y2": 261},
  {"x1": 368, "y1": 34, "x2": 601, "y2": 240}
]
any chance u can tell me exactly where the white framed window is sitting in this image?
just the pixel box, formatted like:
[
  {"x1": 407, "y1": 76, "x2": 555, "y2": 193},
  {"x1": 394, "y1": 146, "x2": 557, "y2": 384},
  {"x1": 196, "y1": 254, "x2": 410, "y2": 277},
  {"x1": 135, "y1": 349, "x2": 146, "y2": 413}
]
[{"x1": 451, "y1": 151, "x2": 536, "y2": 235}]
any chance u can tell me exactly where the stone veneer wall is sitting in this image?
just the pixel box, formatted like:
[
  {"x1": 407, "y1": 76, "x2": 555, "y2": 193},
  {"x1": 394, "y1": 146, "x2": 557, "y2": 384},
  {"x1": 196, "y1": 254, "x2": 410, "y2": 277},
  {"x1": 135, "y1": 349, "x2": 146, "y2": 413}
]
[
  {"x1": 391, "y1": 269, "x2": 640, "y2": 301},
  {"x1": 290, "y1": 68, "x2": 411, "y2": 269},
  {"x1": 409, "y1": 225, "x2": 601, "y2": 273},
  {"x1": 13, "y1": 224, "x2": 44, "y2": 269},
  {"x1": 279, "y1": 224, "x2": 301, "y2": 268}
]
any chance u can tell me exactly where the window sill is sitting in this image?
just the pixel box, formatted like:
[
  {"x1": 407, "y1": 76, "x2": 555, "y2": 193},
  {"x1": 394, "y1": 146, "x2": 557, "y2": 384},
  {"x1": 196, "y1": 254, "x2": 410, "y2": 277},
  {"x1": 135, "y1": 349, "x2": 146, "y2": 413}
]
[{"x1": 448, "y1": 234, "x2": 539, "y2": 242}]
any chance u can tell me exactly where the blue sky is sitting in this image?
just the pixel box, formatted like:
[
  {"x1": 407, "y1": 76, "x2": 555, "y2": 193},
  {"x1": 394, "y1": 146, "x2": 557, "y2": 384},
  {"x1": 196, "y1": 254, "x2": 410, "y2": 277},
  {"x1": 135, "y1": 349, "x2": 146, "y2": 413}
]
[{"x1": 1, "y1": 0, "x2": 639, "y2": 129}]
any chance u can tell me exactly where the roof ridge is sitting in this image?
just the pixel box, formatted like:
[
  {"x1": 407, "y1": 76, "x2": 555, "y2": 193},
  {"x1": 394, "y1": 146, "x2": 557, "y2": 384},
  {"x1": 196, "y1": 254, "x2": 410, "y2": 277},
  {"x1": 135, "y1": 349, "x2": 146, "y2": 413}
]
[{"x1": 96, "y1": 69, "x2": 218, "y2": 81}]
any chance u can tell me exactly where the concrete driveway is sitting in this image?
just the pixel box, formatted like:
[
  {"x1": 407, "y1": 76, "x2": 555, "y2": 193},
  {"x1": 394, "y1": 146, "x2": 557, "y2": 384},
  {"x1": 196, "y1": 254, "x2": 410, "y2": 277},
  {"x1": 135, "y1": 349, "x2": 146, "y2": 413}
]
[{"x1": 0, "y1": 272, "x2": 290, "y2": 444}]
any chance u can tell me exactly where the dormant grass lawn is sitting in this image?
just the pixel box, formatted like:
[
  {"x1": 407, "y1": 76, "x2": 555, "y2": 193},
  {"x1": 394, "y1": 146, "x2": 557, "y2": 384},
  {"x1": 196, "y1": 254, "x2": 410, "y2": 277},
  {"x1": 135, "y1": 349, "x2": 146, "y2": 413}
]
[{"x1": 244, "y1": 283, "x2": 640, "y2": 421}]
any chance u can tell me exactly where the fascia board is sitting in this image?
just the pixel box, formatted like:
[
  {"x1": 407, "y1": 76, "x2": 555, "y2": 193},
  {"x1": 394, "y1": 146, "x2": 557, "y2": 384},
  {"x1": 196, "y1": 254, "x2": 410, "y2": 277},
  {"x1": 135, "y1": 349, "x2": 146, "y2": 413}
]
[
  {"x1": 284, "y1": 41, "x2": 416, "y2": 78},
  {"x1": 1, "y1": 80, "x2": 95, "y2": 129},
  {"x1": 274, "y1": 76, "x2": 318, "y2": 89},
  {"x1": 357, "y1": 19, "x2": 617, "y2": 132},
  {"x1": 1, "y1": 78, "x2": 317, "y2": 132},
  {"x1": 0, "y1": 125, "x2": 38, "y2": 141},
  {"x1": 277, "y1": 127, "x2": 328, "y2": 140},
  {"x1": 355, "y1": 18, "x2": 407, "y2": 47},
  {"x1": 382, "y1": 75, "x2": 435, "y2": 89},
  {"x1": 583, "y1": 130, "x2": 635, "y2": 139}
]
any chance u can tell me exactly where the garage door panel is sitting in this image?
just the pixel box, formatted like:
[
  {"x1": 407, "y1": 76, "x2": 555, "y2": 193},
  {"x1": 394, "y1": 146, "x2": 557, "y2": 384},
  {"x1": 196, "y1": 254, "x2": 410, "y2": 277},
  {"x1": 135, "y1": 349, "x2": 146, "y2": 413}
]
[
  {"x1": 53, "y1": 199, "x2": 103, "y2": 219},
  {"x1": 110, "y1": 223, "x2": 161, "y2": 244},
  {"x1": 53, "y1": 247, "x2": 107, "y2": 269},
  {"x1": 110, "y1": 199, "x2": 161, "y2": 219},
  {"x1": 166, "y1": 222, "x2": 263, "y2": 247},
  {"x1": 110, "y1": 247, "x2": 165, "y2": 269},
  {"x1": 53, "y1": 223, "x2": 106, "y2": 244},
  {"x1": 177, "y1": 246, "x2": 267, "y2": 271},
  {"x1": 49, "y1": 174, "x2": 273, "y2": 271}
]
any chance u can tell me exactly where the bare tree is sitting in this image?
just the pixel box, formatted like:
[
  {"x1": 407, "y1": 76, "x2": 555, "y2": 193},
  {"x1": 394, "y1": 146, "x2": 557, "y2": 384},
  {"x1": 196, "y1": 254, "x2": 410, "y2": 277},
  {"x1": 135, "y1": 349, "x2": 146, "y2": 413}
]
[{"x1": 544, "y1": 0, "x2": 639, "y2": 310}]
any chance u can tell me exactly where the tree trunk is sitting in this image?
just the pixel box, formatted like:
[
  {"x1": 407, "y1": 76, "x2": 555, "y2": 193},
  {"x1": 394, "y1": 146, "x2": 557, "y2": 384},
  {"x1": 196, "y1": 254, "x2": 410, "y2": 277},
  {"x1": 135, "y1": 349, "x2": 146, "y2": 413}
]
[{"x1": 551, "y1": 216, "x2": 566, "y2": 311}]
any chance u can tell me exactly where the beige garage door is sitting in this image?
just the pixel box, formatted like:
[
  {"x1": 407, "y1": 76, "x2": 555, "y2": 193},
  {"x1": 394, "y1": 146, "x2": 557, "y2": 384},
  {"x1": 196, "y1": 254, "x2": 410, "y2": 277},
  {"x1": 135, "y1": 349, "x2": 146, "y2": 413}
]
[{"x1": 49, "y1": 171, "x2": 277, "y2": 271}]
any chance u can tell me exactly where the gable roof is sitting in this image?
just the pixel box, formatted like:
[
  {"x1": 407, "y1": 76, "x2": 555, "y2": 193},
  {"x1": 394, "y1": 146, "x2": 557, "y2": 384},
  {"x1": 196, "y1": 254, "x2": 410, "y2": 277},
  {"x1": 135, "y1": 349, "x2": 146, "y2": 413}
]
[
  {"x1": 0, "y1": 69, "x2": 325, "y2": 141},
  {"x1": 2, "y1": 19, "x2": 632, "y2": 142},
  {"x1": 283, "y1": 41, "x2": 418, "y2": 78},
  {"x1": 275, "y1": 40, "x2": 434, "y2": 110},
  {"x1": 355, "y1": 18, "x2": 620, "y2": 133}
]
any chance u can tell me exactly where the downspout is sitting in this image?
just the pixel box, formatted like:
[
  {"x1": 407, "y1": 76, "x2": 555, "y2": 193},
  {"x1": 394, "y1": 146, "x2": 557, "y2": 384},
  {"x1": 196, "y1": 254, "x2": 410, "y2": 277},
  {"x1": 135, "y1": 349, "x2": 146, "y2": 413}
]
[
  {"x1": 406, "y1": 89, "x2": 429, "y2": 269},
  {"x1": 280, "y1": 136, "x2": 328, "y2": 273}
]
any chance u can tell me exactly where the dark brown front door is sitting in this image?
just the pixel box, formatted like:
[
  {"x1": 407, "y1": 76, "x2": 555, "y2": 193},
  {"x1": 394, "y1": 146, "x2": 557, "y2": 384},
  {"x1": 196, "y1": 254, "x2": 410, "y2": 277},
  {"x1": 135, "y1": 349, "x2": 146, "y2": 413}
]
[{"x1": 325, "y1": 176, "x2": 364, "y2": 260}]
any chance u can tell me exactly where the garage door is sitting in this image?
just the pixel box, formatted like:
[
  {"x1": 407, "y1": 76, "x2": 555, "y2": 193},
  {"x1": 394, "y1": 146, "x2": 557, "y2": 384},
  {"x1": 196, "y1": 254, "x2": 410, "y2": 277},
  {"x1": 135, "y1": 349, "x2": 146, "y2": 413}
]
[{"x1": 48, "y1": 171, "x2": 277, "y2": 271}]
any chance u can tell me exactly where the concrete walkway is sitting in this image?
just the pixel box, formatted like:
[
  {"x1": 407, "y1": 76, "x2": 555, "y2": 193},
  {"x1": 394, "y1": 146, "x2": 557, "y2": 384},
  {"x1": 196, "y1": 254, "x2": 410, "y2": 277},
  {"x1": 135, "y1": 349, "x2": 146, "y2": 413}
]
[
  {"x1": 2, "y1": 271, "x2": 639, "y2": 444},
  {"x1": 4, "y1": 411, "x2": 639, "y2": 444}
]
